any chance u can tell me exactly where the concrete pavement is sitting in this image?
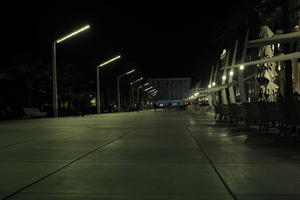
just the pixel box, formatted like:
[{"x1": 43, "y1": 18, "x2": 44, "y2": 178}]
[{"x1": 0, "y1": 110, "x2": 300, "y2": 199}]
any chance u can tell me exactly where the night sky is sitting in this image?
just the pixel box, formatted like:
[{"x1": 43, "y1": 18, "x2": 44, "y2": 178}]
[{"x1": 2, "y1": 1, "x2": 260, "y2": 86}]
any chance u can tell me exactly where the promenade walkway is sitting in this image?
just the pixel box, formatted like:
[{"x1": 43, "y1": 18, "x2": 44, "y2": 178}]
[{"x1": 0, "y1": 110, "x2": 300, "y2": 199}]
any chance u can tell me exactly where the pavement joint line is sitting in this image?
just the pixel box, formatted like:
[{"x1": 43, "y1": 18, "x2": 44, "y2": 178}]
[
  {"x1": 1, "y1": 127, "x2": 138, "y2": 200},
  {"x1": 0, "y1": 134, "x2": 86, "y2": 151},
  {"x1": 185, "y1": 125, "x2": 238, "y2": 200},
  {"x1": 15, "y1": 191, "x2": 231, "y2": 196},
  {"x1": 17, "y1": 191, "x2": 229, "y2": 195},
  {"x1": 0, "y1": 141, "x2": 28, "y2": 150}
]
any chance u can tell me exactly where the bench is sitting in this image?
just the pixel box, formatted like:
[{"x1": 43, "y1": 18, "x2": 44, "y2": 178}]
[{"x1": 23, "y1": 107, "x2": 47, "y2": 119}]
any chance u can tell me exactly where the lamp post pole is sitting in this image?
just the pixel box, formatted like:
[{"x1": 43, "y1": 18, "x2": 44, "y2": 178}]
[
  {"x1": 52, "y1": 42, "x2": 58, "y2": 117},
  {"x1": 96, "y1": 55, "x2": 121, "y2": 114},
  {"x1": 117, "y1": 69, "x2": 135, "y2": 112},
  {"x1": 131, "y1": 86, "x2": 134, "y2": 108},
  {"x1": 129, "y1": 78, "x2": 144, "y2": 109},
  {"x1": 96, "y1": 67, "x2": 101, "y2": 114},
  {"x1": 117, "y1": 75, "x2": 121, "y2": 112},
  {"x1": 52, "y1": 25, "x2": 90, "y2": 117},
  {"x1": 137, "y1": 87, "x2": 140, "y2": 105}
]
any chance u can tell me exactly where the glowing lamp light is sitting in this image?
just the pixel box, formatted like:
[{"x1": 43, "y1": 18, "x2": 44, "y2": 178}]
[
  {"x1": 130, "y1": 77, "x2": 143, "y2": 85},
  {"x1": 239, "y1": 65, "x2": 244, "y2": 70},
  {"x1": 194, "y1": 92, "x2": 199, "y2": 96},
  {"x1": 56, "y1": 25, "x2": 90, "y2": 43},
  {"x1": 144, "y1": 86, "x2": 153, "y2": 91},
  {"x1": 208, "y1": 84, "x2": 211, "y2": 88},
  {"x1": 229, "y1": 71, "x2": 234, "y2": 76},
  {"x1": 212, "y1": 82, "x2": 216, "y2": 86},
  {"x1": 222, "y1": 75, "x2": 226, "y2": 80},
  {"x1": 126, "y1": 69, "x2": 135, "y2": 75},
  {"x1": 99, "y1": 55, "x2": 121, "y2": 67}
]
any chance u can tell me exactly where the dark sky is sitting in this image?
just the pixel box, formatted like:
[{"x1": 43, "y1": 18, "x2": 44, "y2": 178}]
[{"x1": 2, "y1": 1, "x2": 260, "y2": 84}]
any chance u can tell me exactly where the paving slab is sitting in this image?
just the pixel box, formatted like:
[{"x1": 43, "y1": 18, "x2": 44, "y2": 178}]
[
  {"x1": 215, "y1": 163, "x2": 300, "y2": 195},
  {"x1": 0, "y1": 162, "x2": 64, "y2": 199},
  {"x1": 80, "y1": 148, "x2": 208, "y2": 163},
  {"x1": 22, "y1": 163, "x2": 228, "y2": 195}
]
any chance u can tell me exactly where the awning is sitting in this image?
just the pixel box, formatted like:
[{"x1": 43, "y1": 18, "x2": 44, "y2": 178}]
[
  {"x1": 220, "y1": 52, "x2": 300, "y2": 70},
  {"x1": 247, "y1": 31, "x2": 300, "y2": 48}
]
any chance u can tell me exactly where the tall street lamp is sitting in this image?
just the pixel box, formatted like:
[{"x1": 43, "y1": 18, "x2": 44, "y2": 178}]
[
  {"x1": 117, "y1": 69, "x2": 135, "y2": 111},
  {"x1": 52, "y1": 25, "x2": 90, "y2": 117},
  {"x1": 129, "y1": 77, "x2": 144, "y2": 108},
  {"x1": 136, "y1": 82, "x2": 149, "y2": 106},
  {"x1": 97, "y1": 55, "x2": 121, "y2": 114}
]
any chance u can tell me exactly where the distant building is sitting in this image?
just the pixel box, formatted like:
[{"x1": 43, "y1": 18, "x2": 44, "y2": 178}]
[{"x1": 149, "y1": 78, "x2": 191, "y2": 106}]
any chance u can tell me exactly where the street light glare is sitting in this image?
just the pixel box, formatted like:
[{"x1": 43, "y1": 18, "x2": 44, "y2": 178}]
[
  {"x1": 99, "y1": 55, "x2": 121, "y2": 67},
  {"x1": 144, "y1": 86, "x2": 153, "y2": 91},
  {"x1": 130, "y1": 77, "x2": 143, "y2": 85},
  {"x1": 222, "y1": 75, "x2": 226, "y2": 80},
  {"x1": 126, "y1": 69, "x2": 135, "y2": 75},
  {"x1": 56, "y1": 25, "x2": 90, "y2": 43},
  {"x1": 239, "y1": 65, "x2": 244, "y2": 70},
  {"x1": 148, "y1": 89, "x2": 156, "y2": 93},
  {"x1": 229, "y1": 71, "x2": 234, "y2": 76}
]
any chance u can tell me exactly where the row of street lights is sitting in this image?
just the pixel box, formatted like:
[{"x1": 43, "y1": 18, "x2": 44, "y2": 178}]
[
  {"x1": 117, "y1": 69, "x2": 136, "y2": 111},
  {"x1": 52, "y1": 24, "x2": 157, "y2": 117},
  {"x1": 52, "y1": 25, "x2": 157, "y2": 117},
  {"x1": 207, "y1": 65, "x2": 245, "y2": 89}
]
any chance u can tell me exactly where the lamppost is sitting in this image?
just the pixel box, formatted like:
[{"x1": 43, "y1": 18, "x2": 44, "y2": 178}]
[
  {"x1": 117, "y1": 69, "x2": 135, "y2": 111},
  {"x1": 136, "y1": 82, "x2": 150, "y2": 109},
  {"x1": 52, "y1": 25, "x2": 90, "y2": 117},
  {"x1": 130, "y1": 77, "x2": 143, "y2": 107},
  {"x1": 97, "y1": 55, "x2": 121, "y2": 114},
  {"x1": 148, "y1": 89, "x2": 157, "y2": 107}
]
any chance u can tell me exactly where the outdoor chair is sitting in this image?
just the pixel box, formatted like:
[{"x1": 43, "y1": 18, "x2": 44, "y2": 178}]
[
  {"x1": 258, "y1": 102, "x2": 281, "y2": 130},
  {"x1": 292, "y1": 100, "x2": 300, "y2": 134},
  {"x1": 278, "y1": 99, "x2": 296, "y2": 135},
  {"x1": 219, "y1": 104, "x2": 231, "y2": 122},
  {"x1": 214, "y1": 104, "x2": 221, "y2": 121},
  {"x1": 228, "y1": 104, "x2": 238, "y2": 122},
  {"x1": 229, "y1": 103, "x2": 246, "y2": 123},
  {"x1": 243, "y1": 102, "x2": 262, "y2": 128}
]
